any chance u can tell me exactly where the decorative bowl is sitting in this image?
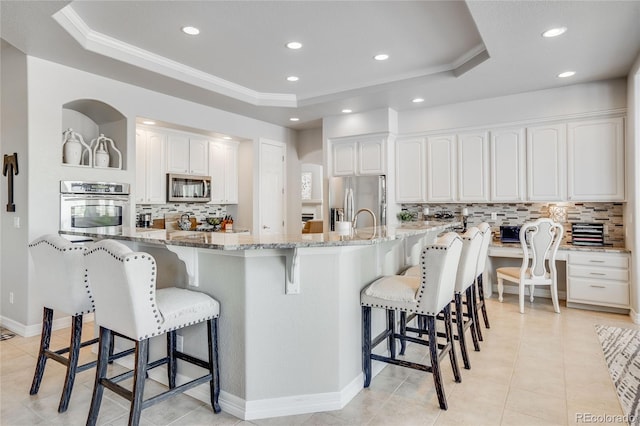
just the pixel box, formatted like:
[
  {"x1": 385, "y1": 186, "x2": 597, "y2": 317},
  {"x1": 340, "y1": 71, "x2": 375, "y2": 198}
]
[{"x1": 206, "y1": 217, "x2": 222, "y2": 226}]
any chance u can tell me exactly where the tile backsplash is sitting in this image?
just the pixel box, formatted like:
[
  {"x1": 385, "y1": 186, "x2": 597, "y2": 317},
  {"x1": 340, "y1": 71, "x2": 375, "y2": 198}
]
[
  {"x1": 136, "y1": 204, "x2": 228, "y2": 222},
  {"x1": 400, "y1": 202, "x2": 625, "y2": 247}
]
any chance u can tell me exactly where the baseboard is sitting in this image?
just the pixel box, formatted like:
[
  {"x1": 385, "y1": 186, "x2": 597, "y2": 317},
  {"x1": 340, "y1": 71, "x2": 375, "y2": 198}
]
[
  {"x1": 629, "y1": 307, "x2": 640, "y2": 324},
  {"x1": 0, "y1": 313, "x2": 94, "y2": 337},
  {"x1": 111, "y1": 352, "x2": 373, "y2": 420}
]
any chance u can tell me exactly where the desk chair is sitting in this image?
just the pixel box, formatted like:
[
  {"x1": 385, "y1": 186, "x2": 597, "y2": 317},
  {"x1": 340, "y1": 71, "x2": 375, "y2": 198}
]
[{"x1": 496, "y1": 218, "x2": 563, "y2": 313}]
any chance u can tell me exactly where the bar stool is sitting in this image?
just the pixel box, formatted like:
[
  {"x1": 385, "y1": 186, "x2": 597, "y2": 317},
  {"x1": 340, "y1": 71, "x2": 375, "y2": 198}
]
[
  {"x1": 84, "y1": 239, "x2": 221, "y2": 426},
  {"x1": 450, "y1": 227, "x2": 483, "y2": 370},
  {"x1": 28, "y1": 235, "x2": 130, "y2": 413},
  {"x1": 361, "y1": 232, "x2": 463, "y2": 410},
  {"x1": 473, "y1": 222, "x2": 493, "y2": 340}
]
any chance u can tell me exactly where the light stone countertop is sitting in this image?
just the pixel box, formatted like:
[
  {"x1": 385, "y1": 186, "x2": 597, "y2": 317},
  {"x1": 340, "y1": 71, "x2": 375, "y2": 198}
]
[
  {"x1": 490, "y1": 240, "x2": 629, "y2": 254},
  {"x1": 59, "y1": 221, "x2": 458, "y2": 251}
]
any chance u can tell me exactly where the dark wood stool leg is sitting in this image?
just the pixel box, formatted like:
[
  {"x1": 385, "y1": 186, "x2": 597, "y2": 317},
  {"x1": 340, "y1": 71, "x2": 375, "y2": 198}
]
[
  {"x1": 87, "y1": 327, "x2": 111, "y2": 426},
  {"x1": 387, "y1": 309, "x2": 396, "y2": 359},
  {"x1": 362, "y1": 306, "x2": 372, "y2": 388},
  {"x1": 129, "y1": 339, "x2": 149, "y2": 426},
  {"x1": 427, "y1": 315, "x2": 447, "y2": 410},
  {"x1": 58, "y1": 314, "x2": 83, "y2": 412},
  {"x1": 167, "y1": 330, "x2": 177, "y2": 389},
  {"x1": 472, "y1": 283, "x2": 483, "y2": 342},
  {"x1": 207, "y1": 319, "x2": 221, "y2": 413},
  {"x1": 399, "y1": 312, "x2": 407, "y2": 356},
  {"x1": 466, "y1": 287, "x2": 480, "y2": 352},
  {"x1": 443, "y1": 305, "x2": 461, "y2": 383},
  {"x1": 455, "y1": 294, "x2": 471, "y2": 369},
  {"x1": 478, "y1": 274, "x2": 490, "y2": 328},
  {"x1": 30, "y1": 307, "x2": 53, "y2": 395},
  {"x1": 108, "y1": 332, "x2": 115, "y2": 364}
]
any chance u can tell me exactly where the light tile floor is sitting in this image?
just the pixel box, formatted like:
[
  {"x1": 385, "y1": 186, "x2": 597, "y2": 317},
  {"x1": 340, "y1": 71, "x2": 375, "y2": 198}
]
[{"x1": 1, "y1": 294, "x2": 638, "y2": 425}]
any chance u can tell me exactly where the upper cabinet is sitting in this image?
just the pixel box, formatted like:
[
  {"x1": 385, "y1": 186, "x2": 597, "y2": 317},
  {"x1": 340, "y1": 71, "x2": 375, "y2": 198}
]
[
  {"x1": 331, "y1": 135, "x2": 386, "y2": 176},
  {"x1": 457, "y1": 131, "x2": 489, "y2": 202},
  {"x1": 426, "y1": 134, "x2": 457, "y2": 202},
  {"x1": 490, "y1": 128, "x2": 526, "y2": 202},
  {"x1": 209, "y1": 140, "x2": 239, "y2": 204},
  {"x1": 567, "y1": 117, "x2": 625, "y2": 201},
  {"x1": 167, "y1": 134, "x2": 209, "y2": 175},
  {"x1": 526, "y1": 124, "x2": 567, "y2": 201},
  {"x1": 395, "y1": 137, "x2": 426, "y2": 203},
  {"x1": 136, "y1": 128, "x2": 167, "y2": 204}
]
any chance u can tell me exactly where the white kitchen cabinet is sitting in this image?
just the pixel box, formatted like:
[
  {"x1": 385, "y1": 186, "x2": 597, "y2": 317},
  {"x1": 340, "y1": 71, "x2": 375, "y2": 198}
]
[
  {"x1": 395, "y1": 137, "x2": 426, "y2": 202},
  {"x1": 209, "y1": 140, "x2": 239, "y2": 204},
  {"x1": 526, "y1": 124, "x2": 566, "y2": 201},
  {"x1": 567, "y1": 252, "x2": 629, "y2": 310},
  {"x1": 167, "y1": 134, "x2": 209, "y2": 175},
  {"x1": 136, "y1": 129, "x2": 167, "y2": 204},
  {"x1": 331, "y1": 136, "x2": 386, "y2": 176},
  {"x1": 490, "y1": 128, "x2": 526, "y2": 201},
  {"x1": 567, "y1": 117, "x2": 624, "y2": 201},
  {"x1": 457, "y1": 131, "x2": 489, "y2": 202},
  {"x1": 426, "y1": 134, "x2": 456, "y2": 202}
]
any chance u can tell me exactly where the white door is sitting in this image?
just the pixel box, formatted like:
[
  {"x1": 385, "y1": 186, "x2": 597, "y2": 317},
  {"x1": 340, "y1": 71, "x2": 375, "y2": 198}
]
[
  {"x1": 189, "y1": 138, "x2": 209, "y2": 175},
  {"x1": 358, "y1": 138, "x2": 385, "y2": 175},
  {"x1": 332, "y1": 142, "x2": 357, "y2": 176},
  {"x1": 260, "y1": 140, "x2": 285, "y2": 235},
  {"x1": 426, "y1": 134, "x2": 457, "y2": 202},
  {"x1": 490, "y1": 128, "x2": 526, "y2": 201},
  {"x1": 527, "y1": 124, "x2": 567, "y2": 201},
  {"x1": 395, "y1": 137, "x2": 426, "y2": 202}
]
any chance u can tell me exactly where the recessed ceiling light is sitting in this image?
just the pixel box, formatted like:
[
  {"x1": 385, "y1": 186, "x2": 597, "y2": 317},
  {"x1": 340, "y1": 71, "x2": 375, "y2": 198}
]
[
  {"x1": 181, "y1": 26, "x2": 200, "y2": 36},
  {"x1": 558, "y1": 71, "x2": 576, "y2": 78},
  {"x1": 412, "y1": 98, "x2": 425, "y2": 103},
  {"x1": 222, "y1": 136, "x2": 232, "y2": 140},
  {"x1": 286, "y1": 76, "x2": 299, "y2": 82},
  {"x1": 289, "y1": 117, "x2": 300, "y2": 122},
  {"x1": 142, "y1": 120, "x2": 156, "y2": 125},
  {"x1": 342, "y1": 109, "x2": 352, "y2": 113},
  {"x1": 542, "y1": 27, "x2": 567, "y2": 38},
  {"x1": 286, "y1": 41, "x2": 302, "y2": 50},
  {"x1": 374, "y1": 54, "x2": 389, "y2": 61}
]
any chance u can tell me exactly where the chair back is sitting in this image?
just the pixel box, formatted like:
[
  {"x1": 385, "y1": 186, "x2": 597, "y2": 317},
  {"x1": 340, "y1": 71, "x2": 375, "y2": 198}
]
[
  {"x1": 29, "y1": 235, "x2": 93, "y2": 316},
  {"x1": 85, "y1": 239, "x2": 160, "y2": 341},
  {"x1": 519, "y1": 218, "x2": 564, "y2": 280},
  {"x1": 475, "y1": 222, "x2": 492, "y2": 276},
  {"x1": 454, "y1": 227, "x2": 483, "y2": 293},
  {"x1": 416, "y1": 232, "x2": 463, "y2": 314}
]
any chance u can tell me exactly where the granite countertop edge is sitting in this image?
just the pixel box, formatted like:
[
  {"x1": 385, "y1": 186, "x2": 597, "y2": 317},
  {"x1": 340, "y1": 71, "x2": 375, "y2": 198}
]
[{"x1": 59, "y1": 221, "x2": 458, "y2": 251}]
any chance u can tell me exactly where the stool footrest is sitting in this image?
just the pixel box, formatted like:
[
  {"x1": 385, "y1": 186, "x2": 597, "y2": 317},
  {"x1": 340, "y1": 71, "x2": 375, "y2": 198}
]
[
  {"x1": 175, "y1": 351, "x2": 209, "y2": 370},
  {"x1": 142, "y1": 373, "x2": 213, "y2": 410}
]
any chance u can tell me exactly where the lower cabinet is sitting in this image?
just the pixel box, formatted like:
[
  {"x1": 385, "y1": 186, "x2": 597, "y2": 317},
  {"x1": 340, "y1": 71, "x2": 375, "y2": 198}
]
[{"x1": 567, "y1": 252, "x2": 629, "y2": 310}]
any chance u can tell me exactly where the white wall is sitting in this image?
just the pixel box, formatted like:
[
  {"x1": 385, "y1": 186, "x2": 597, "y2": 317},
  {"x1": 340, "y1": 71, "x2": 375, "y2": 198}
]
[
  {"x1": 297, "y1": 127, "x2": 322, "y2": 165},
  {"x1": 3, "y1": 55, "x2": 296, "y2": 331},
  {"x1": 399, "y1": 78, "x2": 628, "y2": 134},
  {"x1": 0, "y1": 41, "x2": 29, "y2": 326},
  {"x1": 626, "y1": 55, "x2": 640, "y2": 321}
]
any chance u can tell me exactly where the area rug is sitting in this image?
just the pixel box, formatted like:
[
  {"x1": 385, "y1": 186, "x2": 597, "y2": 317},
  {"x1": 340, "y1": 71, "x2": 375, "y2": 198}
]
[{"x1": 595, "y1": 325, "x2": 640, "y2": 426}]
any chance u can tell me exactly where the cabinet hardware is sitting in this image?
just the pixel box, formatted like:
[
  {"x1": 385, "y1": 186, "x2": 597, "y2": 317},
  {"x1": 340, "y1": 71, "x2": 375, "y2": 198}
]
[
  {"x1": 589, "y1": 285, "x2": 606, "y2": 288},
  {"x1": 589, "y1": 272, "x2": 606, "y2": 276},
  {"x1": 589, "y1": 260, "x2": 605, "y2": 263}
]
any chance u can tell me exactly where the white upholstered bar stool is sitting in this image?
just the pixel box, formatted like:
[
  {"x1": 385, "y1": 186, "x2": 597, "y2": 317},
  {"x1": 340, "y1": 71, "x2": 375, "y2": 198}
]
[
  {"x1": 496, "y1": 218, "x2": 563, "y2": 314},
  {"x1": 84, "y1": 239, "x2": 221, "y2": 426},
  {"x1": 473, "y1": 222, "x2": 493, "y2": 340},
  {"x1": 449, "y1": 227, "x2": 483, "y2": 370},
  {"x1": 28, "y1": 235, "x2": 129, "y2": 413},
  {"x1": 361, "y1": 232, "x2": 463, "y2": 410}
]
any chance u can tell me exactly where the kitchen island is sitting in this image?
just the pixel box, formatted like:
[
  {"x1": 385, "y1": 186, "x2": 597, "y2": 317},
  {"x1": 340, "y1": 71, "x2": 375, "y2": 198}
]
[{"x1": 61, "y1": 222, "x2": 456, "y2": 420}]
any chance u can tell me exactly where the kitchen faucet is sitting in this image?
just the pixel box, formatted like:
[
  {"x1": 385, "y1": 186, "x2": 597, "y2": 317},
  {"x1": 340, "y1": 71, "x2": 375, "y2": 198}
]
[{"x1": 352, "y1": 208, "x2": 376, "y2": 230}]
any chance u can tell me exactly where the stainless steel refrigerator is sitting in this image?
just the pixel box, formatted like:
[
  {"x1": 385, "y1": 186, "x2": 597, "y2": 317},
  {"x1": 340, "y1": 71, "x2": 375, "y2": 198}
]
[{"x1": 329, "y1": 175, "x2": 386, "y2": 230}]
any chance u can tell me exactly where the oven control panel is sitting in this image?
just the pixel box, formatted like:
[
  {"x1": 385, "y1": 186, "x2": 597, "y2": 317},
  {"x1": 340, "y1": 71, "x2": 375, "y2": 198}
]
[{"x1": 60, "y1": 181, "x2": 130, "y2": 195}]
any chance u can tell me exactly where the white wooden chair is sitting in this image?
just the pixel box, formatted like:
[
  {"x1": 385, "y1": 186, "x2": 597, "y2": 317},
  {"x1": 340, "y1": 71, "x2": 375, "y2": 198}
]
[{"x1": 496, "y1": 218, "x2": 564, "y2": 313}]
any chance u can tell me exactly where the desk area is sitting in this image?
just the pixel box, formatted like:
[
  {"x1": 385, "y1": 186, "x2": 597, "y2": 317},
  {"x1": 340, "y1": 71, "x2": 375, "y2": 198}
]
[{"x1": 486, "y1": 241, "x2": 630, "y2": 314}]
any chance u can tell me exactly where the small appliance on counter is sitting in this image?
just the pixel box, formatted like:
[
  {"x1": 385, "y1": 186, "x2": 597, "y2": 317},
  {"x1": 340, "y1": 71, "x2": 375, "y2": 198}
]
[
  {"x1": 571, "y1": 223, "x2": 605, "y2": 246},
  {"x1": 499, "y1": 225, "x2": 521, "y2": 243}
]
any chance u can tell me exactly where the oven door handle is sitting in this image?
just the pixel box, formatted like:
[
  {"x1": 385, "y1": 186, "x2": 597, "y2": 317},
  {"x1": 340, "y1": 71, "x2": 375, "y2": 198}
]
[{"x1": 61, "y1": 195, "x2": 130, "y2": 202}]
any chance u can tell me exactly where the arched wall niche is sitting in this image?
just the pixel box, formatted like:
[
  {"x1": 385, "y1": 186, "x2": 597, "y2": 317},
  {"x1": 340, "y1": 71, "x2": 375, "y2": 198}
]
[{"x1": 61, "y1": 99, "x2": 127, "y2": 169}]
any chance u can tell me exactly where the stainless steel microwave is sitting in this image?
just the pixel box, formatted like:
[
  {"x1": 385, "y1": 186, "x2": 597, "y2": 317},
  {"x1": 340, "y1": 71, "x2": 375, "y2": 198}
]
[{"x1": 167, "y1": 174, "x2": 211, "y2": 203}]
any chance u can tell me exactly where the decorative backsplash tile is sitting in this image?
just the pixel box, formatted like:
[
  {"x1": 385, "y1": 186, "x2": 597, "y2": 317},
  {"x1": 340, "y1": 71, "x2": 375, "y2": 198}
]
[
  {"x1": 400, "y1": 202, "x2": 625, "y2": 247},
  {"x1": 136, "y1": 204, "x2": 228, "y2": 222}
]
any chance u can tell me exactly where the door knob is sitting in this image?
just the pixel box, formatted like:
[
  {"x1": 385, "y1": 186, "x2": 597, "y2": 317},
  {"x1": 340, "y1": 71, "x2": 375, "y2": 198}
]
[{"x1": 263, "y1": 225, "x2": 270, "y2": 229}]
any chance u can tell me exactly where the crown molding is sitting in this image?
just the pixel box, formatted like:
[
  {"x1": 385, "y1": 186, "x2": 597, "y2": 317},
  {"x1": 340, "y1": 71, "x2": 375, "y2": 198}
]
[{"x1": 53, "y1": 5, "x2": 297, "y2": 108}]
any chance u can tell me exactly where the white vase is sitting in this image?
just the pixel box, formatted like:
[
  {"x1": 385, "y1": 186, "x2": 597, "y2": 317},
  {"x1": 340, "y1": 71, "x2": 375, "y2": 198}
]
[
  {"x1": 95, "y1": 142, "x2": 110, "y2": 168},
  {"x1": 63, "y1": 138, "x2": 82, "y2": 165}
]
